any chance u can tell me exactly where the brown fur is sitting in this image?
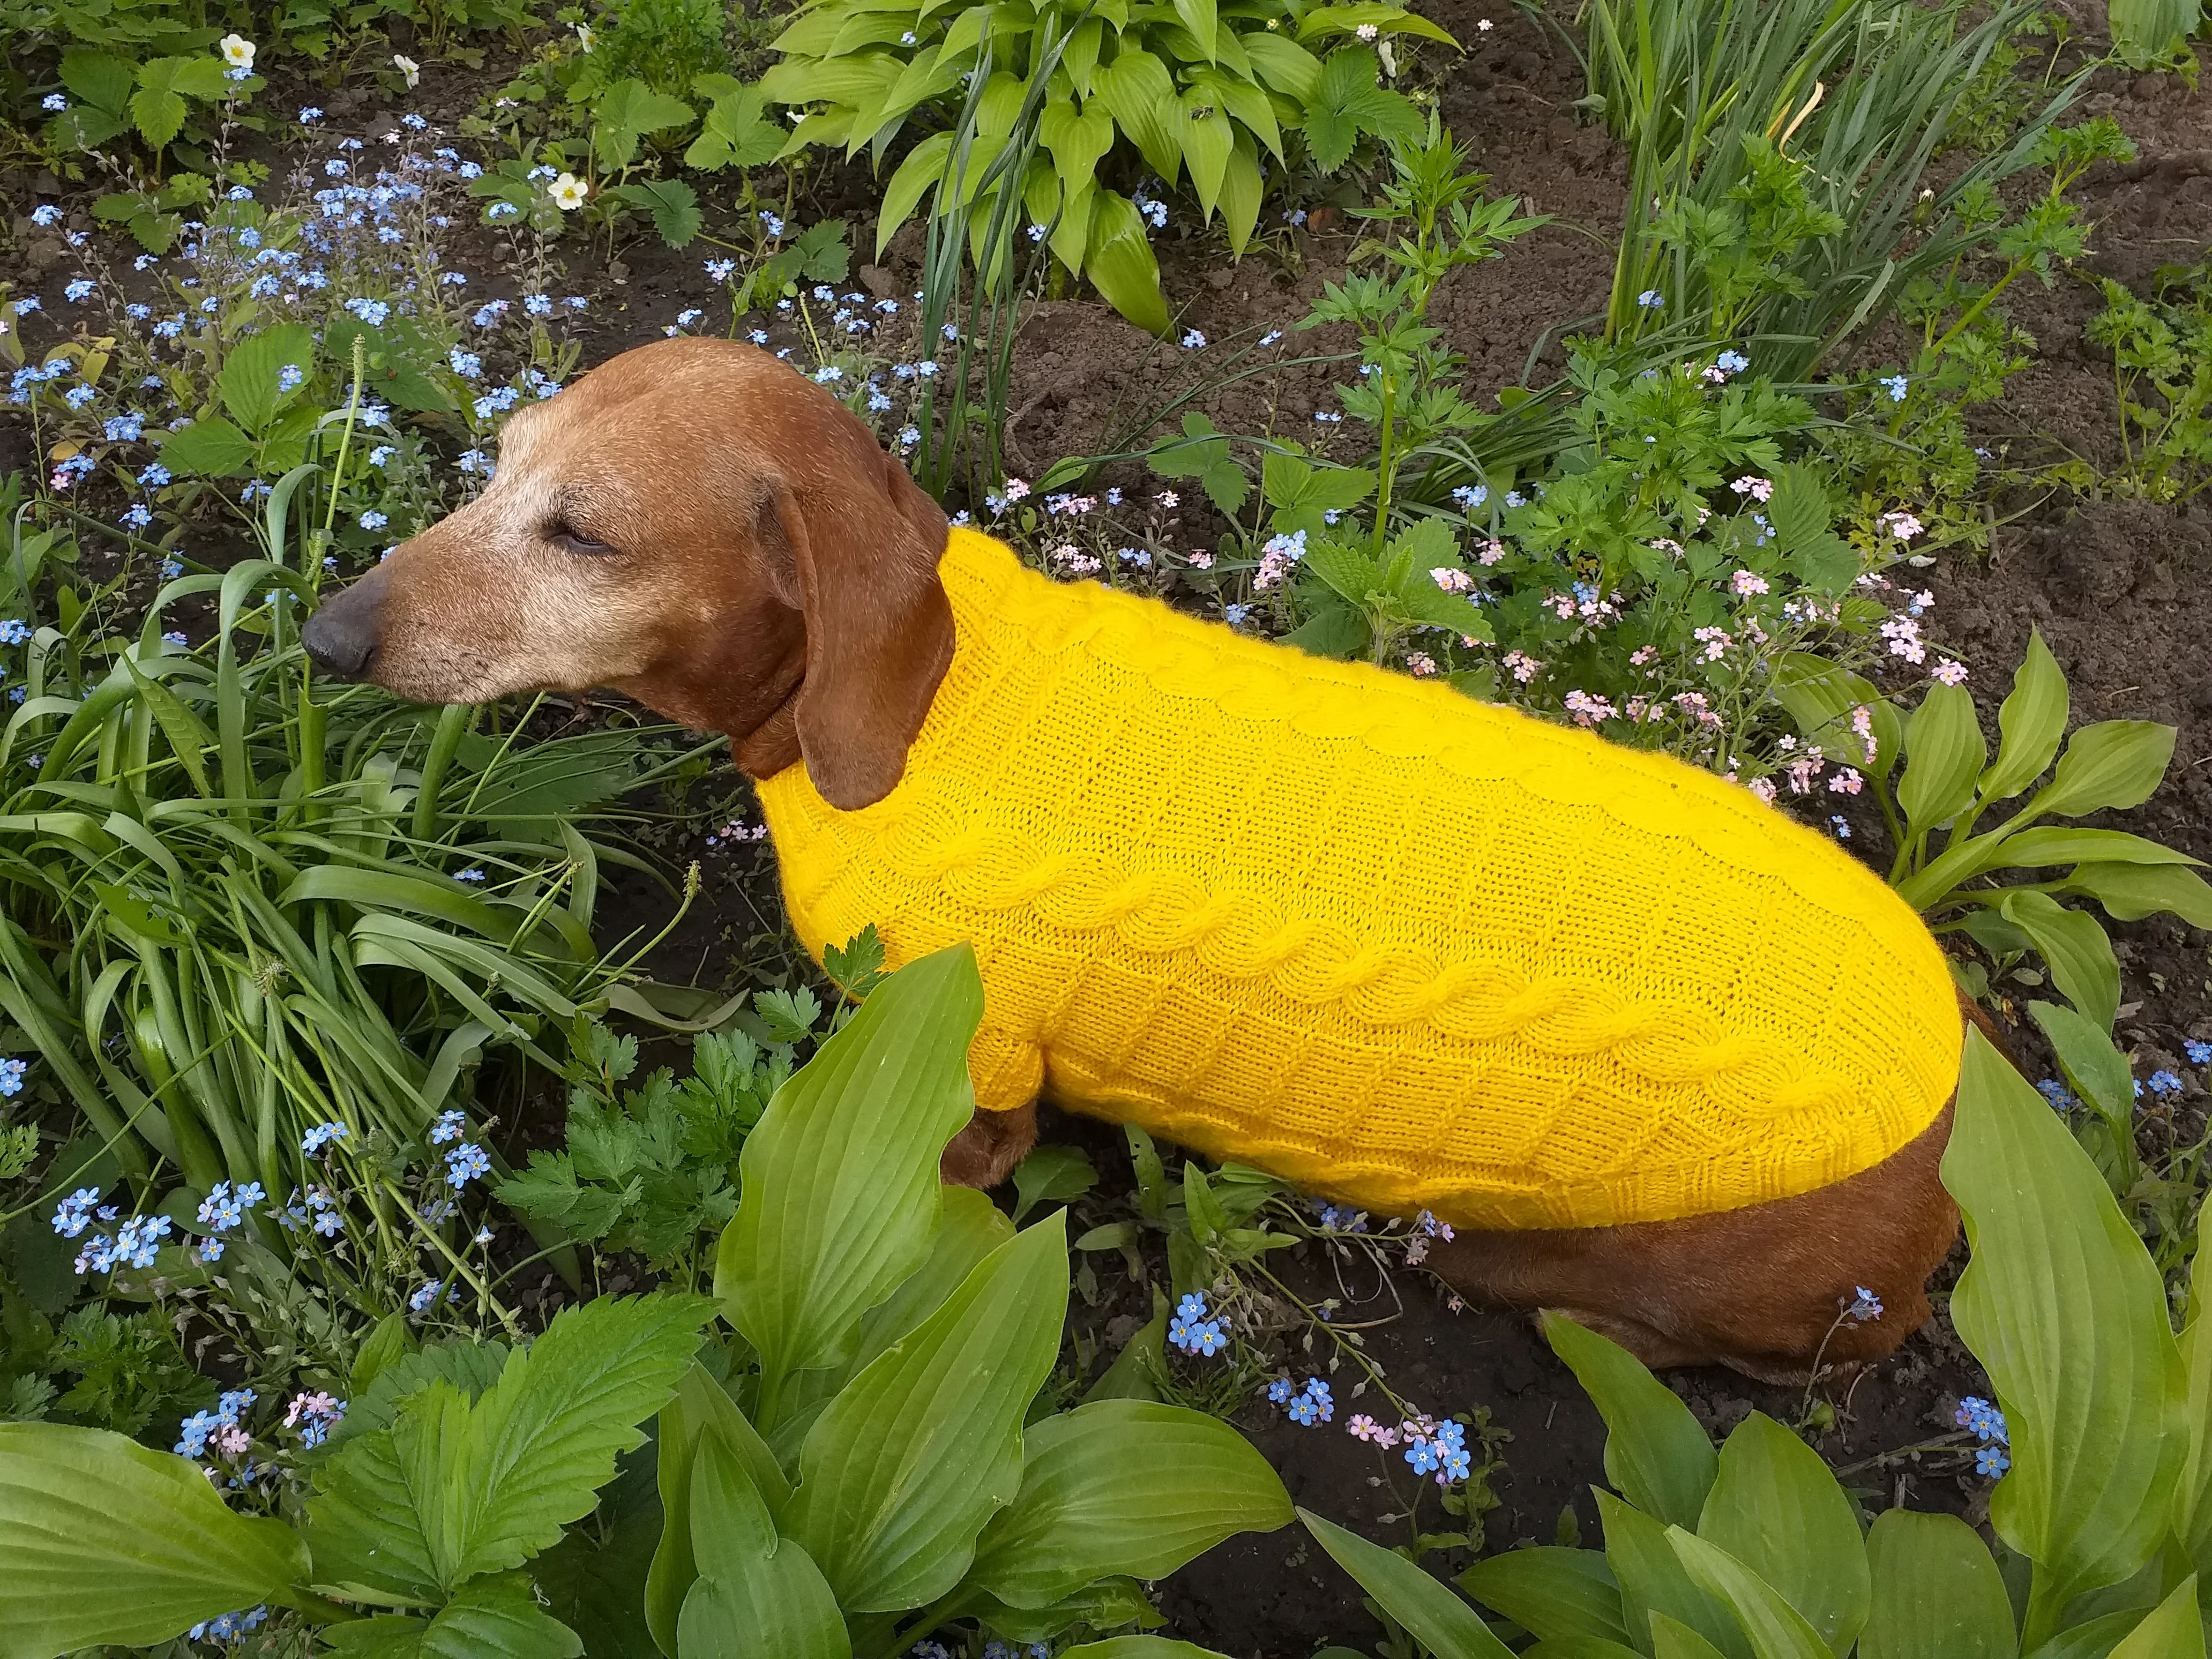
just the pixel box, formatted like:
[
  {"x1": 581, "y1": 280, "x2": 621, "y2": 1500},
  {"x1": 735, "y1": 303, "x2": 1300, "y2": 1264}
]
[{"x1": 304, "y1": 338, "x2": 1975, "y2": 1378}]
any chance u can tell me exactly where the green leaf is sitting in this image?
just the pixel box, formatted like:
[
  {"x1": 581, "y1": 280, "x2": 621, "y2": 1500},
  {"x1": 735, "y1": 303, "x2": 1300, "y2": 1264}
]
[
  {"x1": 1595, "y1": 1491, "x2": 1746, "y2": 1659},
  {"x1": 0, "y1": 1423, "x2": 309, "y2": 1657},
  {"x1": 159, "y1": 417, "x2": 257, "y2": 477},
  {"x1": 1244, "y1": 33, "x2": 1325, "y2": 102},
  {"x1": 1181, "y1": 86, "x2": 1234, "y2": 220},
  {"x1": 970, "y1": 1400, "x2": 1291, "y2": 1607},
  {"x1": 1694, "y1": 1414, "x2": 1866, "y2": 1654},
  {"x1": 715, "y1": 944, "x2": 983, "y2": 1414},
  {"x1": 1544, "y1": 1314, "x2": 1717, "y2": 1530},
  {"x1": 1457, "y1": 1548, "x2": 1628, "y2": 1647},
  {"x1": 306, "y1": 1297, "x2": 709, "y2": 1599},
  {"x1": 1942, "y1": 1030, "x2": 2187, "y2": 1649},
  {"x1": 2111, "y1": 0, "x2": 2202, "y2": 68},
  {"x1": 1304, "y1": 539, "x2": 1383, "y2": 607},
  {"x1": 876, "y1": 130, "x2": 954, "y2": 257},
  {"x1": 219, "y1": 323, "x2": 316, "y2": 437},
  {"x1": 1060, "y1": 1641, "x2": 1238, "y2": 1659},
  {"x1": 2060, "y1": 862, "x2": 2212, "y2": 929},
  {"x1": 1899, "y1": 682, "x2": 1985, "y2": 831},
  {"x1": 1299, "y1": 1508, "x2": 1515, "y2": 1658},
  {"x1": 2106, "y1": 1575, "x2": 2204, "y2": 1659},
  {"x1": 1012, "y1": 1144, "x2": 1097, "y2": 1223},
  {"x1": 2027, "y1": 1000, "x2": 2134, "y2": 1124},
  {"x1": 2030, "y1": 721, "x2": 2177, "y2": 820},
  {"x1": 1147, "y1": 413, "x2": 1246, "y2": 516},
  {"x1": 593, "y1": 79, "x2": 697, "y2": 171},
  {"x1": 1992, "y1": 828, "x2": 2203, "y2": 870},
  {"x1": 2178, "y1": 1204, "x2": 2212, "y2": 1586},
  {"x1": 1094, "y1": 50, "x2": 1184, "y2": 184},
  {"x1": 1172, "y1": 0, "x2": 1220, "y2": 60},
  {"x1": 1980, "y1": 629, "x2": 2069, "y2": 803},
  {"x1": 1997, "y1": 890, "x2": 2120, "y2": 1030},
  {"x1": 1859, "y1": 1509, "x2": 2015, "y2": 1659},
  {"x1": 1650, "y1": 1616, "x2": 1734, "y2": 1659},
  {"x1": 686, "y1": 85, "x2": 784, "y2": 171},
  {"x1": 61, "y1": 47, "x2": 134, "y2": 114},
  {"x1": 675, "y1": 1425, "x2": 848, "y2": 1658},
  {"x1": 1665, "y1": 1528, "x2": 1829, "y2": 1659},
  {"x1": 781, "y1": 1214, "x2": 1070, "y2": 1611},
  {"x1": 1084, "y1": 189, "x2": 1171, "y2": 337},
  {"x1": 320, "y1": 1573, "x2": 585, "y2": 1658},
  {"x1": 608, "y1": 180, "x2": 703, "y2": 248},
  {"x1": 645, "y1": 1363, "x2": 789, "y2": 1653}
]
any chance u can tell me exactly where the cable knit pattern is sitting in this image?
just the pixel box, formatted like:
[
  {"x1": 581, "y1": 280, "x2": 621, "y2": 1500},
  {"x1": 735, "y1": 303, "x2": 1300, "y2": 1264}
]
[{"x1": 756, "y1": 530, "x2": 1962, "y2": 1229}]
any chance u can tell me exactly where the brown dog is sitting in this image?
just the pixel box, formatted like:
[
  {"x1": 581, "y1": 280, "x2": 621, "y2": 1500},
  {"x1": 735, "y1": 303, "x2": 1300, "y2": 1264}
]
[{"x1": 304, "y1": 339, "x2": 1967, "y2": 1381}]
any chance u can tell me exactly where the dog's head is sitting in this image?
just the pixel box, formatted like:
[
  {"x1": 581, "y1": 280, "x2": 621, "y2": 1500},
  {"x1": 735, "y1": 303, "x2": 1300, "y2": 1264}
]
[{"x1": 301, "y1": 338, "x2": 952, "y2": 808}]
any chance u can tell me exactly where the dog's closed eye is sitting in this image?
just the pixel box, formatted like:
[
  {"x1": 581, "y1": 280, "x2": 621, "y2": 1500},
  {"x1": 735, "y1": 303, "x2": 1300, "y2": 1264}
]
[{"x1": 547, "y1": 519, "x2": 617, "y2": 557}]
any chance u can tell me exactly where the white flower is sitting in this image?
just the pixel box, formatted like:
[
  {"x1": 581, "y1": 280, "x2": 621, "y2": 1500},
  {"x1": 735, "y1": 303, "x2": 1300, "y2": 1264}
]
[
  {"x1": 1355, "y1": 21, "x2": 1379, "y2": 39},
  {"x1": 550, "y1": 173, "x2": 588, "y2": 211},
  {"x1": 220, "y1": 34, "x2": 256, "y2": 69},
  {"x1": 394, "y1": 54, "x2": 421, "y2": 88},
  {"x1": 575, "y1": 22, "x2": 594, "y2": 50}
]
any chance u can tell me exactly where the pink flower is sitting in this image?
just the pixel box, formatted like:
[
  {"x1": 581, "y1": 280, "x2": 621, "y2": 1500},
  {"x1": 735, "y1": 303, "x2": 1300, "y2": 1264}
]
[
  {"x1": 1563, "y1": 689, "x2": 1617, "y2": 727},
  {"x1": 1406, "y1": 652, "x2": 1438, "y2": 677},
  {"x1": 1648, "y1": 537, "x2": 1684, "y2": 557},
  {"x1": 1693, "y1": 626, "x2": 1731, "y2": 661},
  {"x1": 1748, "y1": 777, "x2": 1778, "y2": 803},
  {"x1": 1348, "y1": 1414, "x2": 1382, "y2": 1440},
  {"x1": 1478, "y1": 539, "x2": 1506, "y2": 566},
  {"x1": 1879, "y1": 509, "x2": 1923, "y2": 540},
  {"x1": 1828, "y1": 767, "x2": 1864, "y2": 795},
  {"x1": 1932, "y1": 659, "x2": 1968, "y2": 686},
  {"x1": 1731, "y1": 569, "x2": 1770, "y2": 596},
  {"x1": 215, "y1": 1425, "x2": 251, "y2": 1456},
  {"x1": 1186, "y1": 549, "x2": 1214, "y2": 569},
  {"x1": 1430, "y1": 566, "x2": 1473, "y2": 594},
  {"x1": 1730, "y1": 475, "x2": 1775, "y2": 503},
  {"x1": 1503, "y1": 649, "x2": 1540, "y2": 684},
  {"x1": 1002, "y1": 477, "x2": 1030, "y2": 501}
]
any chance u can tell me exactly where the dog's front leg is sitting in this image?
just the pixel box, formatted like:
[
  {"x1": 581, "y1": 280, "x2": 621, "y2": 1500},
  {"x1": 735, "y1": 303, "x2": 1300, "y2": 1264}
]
[{"x1": 940, "y1": 1101, "x2": 1039, "y2": 1187}]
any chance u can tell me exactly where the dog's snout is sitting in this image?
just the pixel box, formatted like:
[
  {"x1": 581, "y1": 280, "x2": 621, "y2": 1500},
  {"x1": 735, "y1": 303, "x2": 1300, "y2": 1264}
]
[{"x1": 301, "y1": 569, "x2": 387, "y2": 679}]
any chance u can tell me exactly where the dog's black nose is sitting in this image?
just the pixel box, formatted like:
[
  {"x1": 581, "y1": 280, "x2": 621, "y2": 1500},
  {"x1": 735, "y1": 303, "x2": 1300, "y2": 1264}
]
[{"x1": 301, "y1": 573, "x2": 385, "y2": 679}]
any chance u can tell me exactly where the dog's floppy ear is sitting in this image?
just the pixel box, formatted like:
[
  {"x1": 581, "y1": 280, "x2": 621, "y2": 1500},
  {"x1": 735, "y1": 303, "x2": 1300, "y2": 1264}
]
[{"x1": 760, "y1": 435, "x2": 953, "y2": 810}]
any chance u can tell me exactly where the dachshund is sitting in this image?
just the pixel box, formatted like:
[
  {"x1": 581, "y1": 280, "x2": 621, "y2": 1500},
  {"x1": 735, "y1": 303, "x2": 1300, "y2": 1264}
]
[{"x1": 303, "y1": 338, "x2": 1972, "y2": 1381}]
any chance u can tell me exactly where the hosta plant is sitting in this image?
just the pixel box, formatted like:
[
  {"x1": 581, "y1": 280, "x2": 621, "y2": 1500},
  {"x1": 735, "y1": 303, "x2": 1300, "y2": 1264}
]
[
  {"x1": 760, "y1": 0, "x2": 1449, "y2": 332},
  {"x1": 1301, "y1": 1028, "x2": 2212, "y2": 1658},
  {"x1": 1778, "y1": 631, "x2": 2211, "y2": 1036},
  {"x1": 0, "y1": 947, "x2": 1294, "y2": 1653}
]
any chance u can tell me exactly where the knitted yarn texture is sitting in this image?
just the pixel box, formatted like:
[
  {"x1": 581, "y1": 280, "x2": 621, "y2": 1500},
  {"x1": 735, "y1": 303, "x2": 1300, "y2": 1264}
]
[{"x1": 757, "y1": 530, "x2": 1962, "y2": 1229}]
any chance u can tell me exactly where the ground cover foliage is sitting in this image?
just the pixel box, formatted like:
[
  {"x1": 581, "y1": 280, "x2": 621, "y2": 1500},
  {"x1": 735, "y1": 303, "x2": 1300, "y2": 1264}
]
[{"x1": 3, "y1": 0, "x2": 2212, "y2": 1652}]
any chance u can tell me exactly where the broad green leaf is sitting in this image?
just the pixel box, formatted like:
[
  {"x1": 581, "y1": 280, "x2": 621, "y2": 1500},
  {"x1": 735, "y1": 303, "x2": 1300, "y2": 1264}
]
[
  {"x1": 1298, "y1": 3, "x2": 1462, "y2": 48},
  {"x1": 1545, "y1": 1314, "x2": 1717, "y2": 1530},
  {"x1": 1458, "y1": 1548, "x2": 1628, "y2": 1647},
  {"x1": 1695, "y1": 1414, "x2": 1867, "y2": 1654},
  {"x1": 306, "y1": 1297, "x2": 707, "y2": 1600},
  {"x1": 972, "y1": 1577, "x2": 1163, "y2": 1641},
  {"x1": 2061, "y1": 862, "x2": 2212, "y2": 929},
  {"x1": 1997, "y1": 890, "x2": 2120, "y2": 1030},
  {"x1": 1651, "y1": 1617, "x2": 1733, "y2": 1659},
  {"x1": 2030, "y1": 721, "x2": 2176, "y2": 820},
  {"x1": 1299, "y1": 1508, "x2": 1515, "y2": 1658},
  {"x1": 877, "y1": 129, "x2": 954, "y2": 256},
  {"x1": 1094, "y1": 50, "x2": 1184, "y2": 183},
  {"x1": 2111, "y1": 0, "x2": 2202, "y2": 67},
  {"x1": 1993, "y1": 828, "x2": 2202, "y2": 869},
  {"x1": 1084, "y1": 189, "x2": 1171, "y2": 336},
  {"x1": 1899, "y1": 682, "x2": 1985, "y2": 831},
  {"x1": 61, "y1": 47, "x2": 135, "y2": 114},
  {"x1": 1082, "y1": 1302, "x2": 1167, "y2": 1403},
  {"x1": 609, "y1": 180, "x2": 703, "y2": 248},
  {"x1": 685, "y1": 85, "x2": 784, "y2": 171},
  {"x1": 1181, "y1": 87, "x2": 1233, "y2": 219},
  {"x1": 2105, "y1": 1575, "x2": 2204, "y2": 1659},
  {"x1": 159, "y1": 417, "x2": 257, "y2": 477},
  {"x1": 1667, "y1": 1529, "x2": 1828, "y2": 1659},
  {"x1": 1147, "y1": 413, "x2": 1246, "y2": 515},
  {"x1": 1981, "y1": 629, "x2": 2068, "y2": 802},
  {"x1": 1060, "y1": 1641, "x2": 1238, "y2": 1659},
  {"x1": 782, "y1": 1214, "x2": 1070, "y2": 1611},
  {"x1": 1304, "y1": 538, "x2": 1381, "y2": 606},
  {"x1": 674, "y1": 1426, "x2": 848, "y2": 1658},
  {"x1": 0, "y1": 1423, "x2": 309, "y2": 1657},
  {"x1": 1596, "y1": 1491, "x2": 1747, "y2": 1659},
  {"x1": 1859, "y1": 1509, "x2": 2014, "y2": 1659},
  {"x1": 218, "y1": 323, "x2": 315, "y2": 437},
  {"x1": 320, "y1": 1573, "x2": 585, "y2": 1658},
  {"x1": 2177, "y1": 1202, "x2": 2212, "y2": 1584},
  {"x1": 1943, "y1": 1030, "x2": 2187, "y2": 1648},
  {"x1": 1040, "y1": 96, "x2": 1115, "y2": 190},
  {"x1": 646, "y1": 1363, "x2": 789, "y2": 1655},
  {"x1": 1172, "y1": 0, "x2": 1220, "y2": 59},
  {"x1": 593, "y1": 79, "x2": 697, "y2": 170},
  {"x1": 2028, "y1": 1000, "x2": 2135, "y2": 1125},
  {"x1": 971, "y1": 1400, "x2": 1291, "y2": 1606},
  {"x1": 1012, "y1": 1144, "x2": 1097, "y2": 1223},
  {"x1": 1245, "y1": 32, "x2": 1325, "y2": 101},
  {"x1": 715, "y1": 944, "x2": 983, "y2": 1414}
]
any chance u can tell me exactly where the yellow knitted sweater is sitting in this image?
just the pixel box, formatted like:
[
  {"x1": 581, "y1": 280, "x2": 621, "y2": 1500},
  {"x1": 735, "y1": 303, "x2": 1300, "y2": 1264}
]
[{"x1": 757, "y1": 530, "x2": 1961, "y2": 1229}]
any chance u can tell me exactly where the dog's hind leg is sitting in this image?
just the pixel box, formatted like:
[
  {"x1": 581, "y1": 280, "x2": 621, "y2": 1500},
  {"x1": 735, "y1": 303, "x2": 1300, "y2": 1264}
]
[{"x1": 1421, "y1": 1104, "x2": 1957, "y2": 1385}]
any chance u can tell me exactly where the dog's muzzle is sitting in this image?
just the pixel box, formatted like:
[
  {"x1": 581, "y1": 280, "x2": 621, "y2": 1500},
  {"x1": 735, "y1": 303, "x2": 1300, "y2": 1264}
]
[{"x1": 301, "y1": 564, "x2": 389, "y2": 679}]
